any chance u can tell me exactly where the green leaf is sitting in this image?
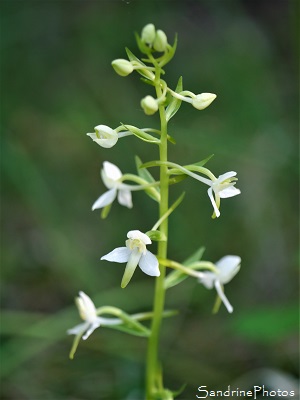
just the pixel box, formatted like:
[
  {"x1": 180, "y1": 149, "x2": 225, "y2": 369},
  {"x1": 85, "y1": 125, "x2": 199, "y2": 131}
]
[
  {"x1": 135, "y1": 156, "x2": 160, "y2": 203},
  {"x1": 192, "y1": 154, "x2": 214, "y2": 167},
  {"x1": 152, "y1": 192, "x2": 185, "y2": 231},
  {"x1": 183, "y1": 247, "x2": 205, "y2": 265},
  {"x1": 134, "y1": 32, "x2": 151, "y2": 55},
  {"x1": 135, "y1": 156, "x2": 158, "y2": 186},
  {"x1": 145, "y1": 230, "x2": 167, "y2": 241},
  {"x1": 125, "y1": 47, "x2": 154, "y2": 81},
  {"x1": 166, "y1": 76, "x2": 183, "y2": 122},
  {"x1": 164, "y1": 247, "x2": 205, "y2": 289},
  {"x1": 122, "y1": 124, "x2": 160, "y2": 144}
]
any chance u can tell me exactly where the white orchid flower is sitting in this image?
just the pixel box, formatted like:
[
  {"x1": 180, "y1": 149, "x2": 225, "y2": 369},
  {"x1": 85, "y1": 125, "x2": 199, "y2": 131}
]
[
  {"x1": 168, "y1": 89, "x2": 216, "y2": 110},
  {"x1": 198, "y1": 255, "x2": 241, "y2": 313},
  {"x1": 87, "y1": 125, "x2": 119, "y2": 148},
  {"x1": 161, "y1": 162, "x2": 240, "y2": 218},
  {"x1": 92, "y1": 161, "x2": 132, "y2": 210},
  {"x1": 101, "y1": 230, "x2": 160, "y2": 288},
  {"x1": 207, "y1": 171, "x2": 241, "y2": 218},
  {"x1": 67, "y1": 291, "x2": 102, "y2": 340}
]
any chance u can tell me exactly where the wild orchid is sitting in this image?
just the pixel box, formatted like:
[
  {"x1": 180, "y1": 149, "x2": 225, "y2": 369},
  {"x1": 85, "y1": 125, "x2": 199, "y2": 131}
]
[{"x1": 67, "y1": 23, "x2": 242, "y2": 400}]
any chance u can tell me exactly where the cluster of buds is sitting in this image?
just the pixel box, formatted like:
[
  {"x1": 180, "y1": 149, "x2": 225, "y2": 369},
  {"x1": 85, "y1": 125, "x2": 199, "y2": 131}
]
[
  {"x1": 110, "y1": 24, "x2": 217, "y2": 116},
  {"x1": 141, "y1": 23, "x2": 168, "y2": 52}
]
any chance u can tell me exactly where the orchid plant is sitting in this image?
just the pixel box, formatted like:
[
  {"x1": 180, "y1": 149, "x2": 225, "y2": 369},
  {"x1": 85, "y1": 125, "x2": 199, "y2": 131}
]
[{"x1": 68, "y1": 23, "x2": 241, "y2": 400}]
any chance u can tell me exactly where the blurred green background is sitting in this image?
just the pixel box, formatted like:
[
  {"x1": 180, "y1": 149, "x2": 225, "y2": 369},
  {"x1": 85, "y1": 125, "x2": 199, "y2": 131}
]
[{"x1": 1, "y1": 0, "x2": 299, "y2": 399}]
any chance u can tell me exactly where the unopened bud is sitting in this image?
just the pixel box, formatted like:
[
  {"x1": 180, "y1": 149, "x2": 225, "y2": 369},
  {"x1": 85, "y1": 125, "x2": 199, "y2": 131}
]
[
  {"x1": 111, "y1": 59, "x2": 134, "y2": 77},
  {"x1": 192, "y1": 93, "x2": 217, "y2": 110},
  {"x1": 153, "y1": 30, "x2": 168, "y2": 52},
  {"x1": 141, "y1": 23, "x2": 156, "y2": 45},
  {"x1": 87, "y1": 125, "x2": 118, "y2": 148},
  {"x1": 141, "y1": 95, "x2": 159, "y2": 115}
]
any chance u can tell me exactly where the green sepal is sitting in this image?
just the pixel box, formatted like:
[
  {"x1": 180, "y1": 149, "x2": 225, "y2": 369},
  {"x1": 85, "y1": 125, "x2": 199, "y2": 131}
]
[
  {"x1": 164, "y1": 247, "x2": 205, "y2": 289},
  {"x1": 166, "y1": 76, "x2": 183, "y2": 122},
  {"x1": 135, "y1": 156, "x2": 160, "y2": 203},
  {"x1": 146, "y1": 230, "x2": 167, "y2": 242},
  {"x1": 121, "y1": 124, "x2": 160, "y2": 144},
  {"x1": 101, "y1": 203, "x2": 112, "y2": 219}
]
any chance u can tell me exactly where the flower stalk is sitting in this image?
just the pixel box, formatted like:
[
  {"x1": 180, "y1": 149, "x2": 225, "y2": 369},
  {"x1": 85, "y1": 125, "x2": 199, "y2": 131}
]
[
  {"x1": 67, "y1": 23, "x2": 242, "y2": 400},
  {"x1": 146, "y1": 58, "x2": 170, "y2": 399}
]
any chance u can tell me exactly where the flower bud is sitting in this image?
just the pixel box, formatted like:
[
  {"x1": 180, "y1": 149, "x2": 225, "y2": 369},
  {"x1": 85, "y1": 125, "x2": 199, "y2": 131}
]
[
  {"x1": 111, "y1": 59, "x2": 134, "y2": 77},
  {"x1": 141, "y1": 23, "x2": 156, "y2": 45},
  {"x1": 140, "y1": 95, "x2": 159, "y2": 115},
  {"x1": 87, "y1": 125, "x2": 118, "y2": 148},
  {"x1": 192, "y1": 93, "x2": 217, "y2": 110},
  {"x1": 153, "y1": 30, "x2": 168, "y2": 52}
]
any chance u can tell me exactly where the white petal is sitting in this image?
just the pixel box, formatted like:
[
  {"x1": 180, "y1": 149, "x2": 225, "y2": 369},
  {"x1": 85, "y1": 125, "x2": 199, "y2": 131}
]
[
  {"x1": 118, "y1": 189, "x2": 133, "y2": 208},
  {"x1": 127, "y1": 230, "x2": 151, "y2": 244},
  {"x1": 219, "y1": 186, "x2": 241, "y2": 198},
  {"x1": 215, "y1": 255, "x2": 241, "y2": 284},
  {"x1": 94, "y1": 125, "x2": 115, "y2": 135},
  {"x1": 214, "y1": 280, "x2": 233, "y2": 313},
  {"x1": 207, "y1": 187, "x2": 220, "y2": 218},
  {"x1": 82, "y1": 319, "x2": 101, "y2": 340},
  {"x1": 217, "y1": 171, "x2": 237, "y2": 182},
  {"x1": 198, "y1": 272, "x2": 216, "y2": 289},
  {"x1": 103, "y1": 161, "x2": 122, "y2": 181},
  {"x1": 92, "y1": 188, "x2": 117, "y2": 210},
  {"x1": 101, "y1": 247, "x2": 131, "y2": 263},
  {"x1": 67, "y1": 322, "x2": 89, "y2": 336},
  {"x1": 86, "y1": 132, "x2": 118, "y2": 148},
  {"x1": 139, "y1": 250, "x2": 160, "y2": 276},
  {"x1": 78, "y1": 291, "x2": 97, "y2": 319}
]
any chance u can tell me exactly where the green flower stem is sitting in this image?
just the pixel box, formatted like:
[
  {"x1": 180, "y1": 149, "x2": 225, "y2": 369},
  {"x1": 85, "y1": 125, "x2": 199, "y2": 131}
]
[
  {"x1": 158, "y1": 258, "x2": 217, "y2": 277},
  {"x1": 120, "y1": 174, "x2": 160, "y2": 189},
  {"x1": 146, "y1": 60, "x2": 169, "y2": 400}
]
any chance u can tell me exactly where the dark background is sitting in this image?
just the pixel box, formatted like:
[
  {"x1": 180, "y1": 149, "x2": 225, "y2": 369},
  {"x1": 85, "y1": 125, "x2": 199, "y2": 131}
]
[{"x1": 1, "y1": 1, "x2": 299, "y2": 399}]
